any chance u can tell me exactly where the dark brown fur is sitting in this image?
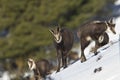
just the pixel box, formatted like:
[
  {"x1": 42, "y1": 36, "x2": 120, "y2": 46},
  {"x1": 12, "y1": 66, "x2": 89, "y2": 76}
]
[
  {"x1": 50, "y1": 27, "x2": 74, "y2": 72},
  {"x1": 77, "y1": 20, "x2": 116, "y2": 62},
  {"x1": 28, "y1": 59, "x2": 51, "y2": 80},
  {"x1": 36, "y1": 59, "x2": 51, "y2": 78}
]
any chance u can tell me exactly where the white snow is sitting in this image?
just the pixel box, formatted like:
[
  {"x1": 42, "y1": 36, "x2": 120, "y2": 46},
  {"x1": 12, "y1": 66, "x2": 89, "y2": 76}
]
[
  {"x1": 115, "y1": 17, "x2": 120, "y2": 34},
  {"x1": 50, "y1": 0, "x2": 120, "y2": 80},
  {"x1": 0, "y1": 71, "x2": 10, "y2": 80},
  {"x1": 50, "y1": 39, "x2": 120, "y2": 80},
  {"x1": 115, "y1": 0, "x2": 120, "y2": 5}
]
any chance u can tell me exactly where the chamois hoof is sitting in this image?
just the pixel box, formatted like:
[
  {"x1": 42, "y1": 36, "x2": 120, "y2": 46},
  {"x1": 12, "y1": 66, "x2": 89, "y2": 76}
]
[
  {"x1": 94, "y1": 51, "x2": 99, "y2": 55},
  {"x1": 63, "y1": 66, "x2": 67, "y2": 69},
  {"x1": 81, "y1": 60, "x2": 86, "y2": 63},
  {"x1": 56, "y1": 69, "x2": 60, "y2": 73},
  {"x1": 80, "y1": 57, "x2": 86, "y2": 63}
]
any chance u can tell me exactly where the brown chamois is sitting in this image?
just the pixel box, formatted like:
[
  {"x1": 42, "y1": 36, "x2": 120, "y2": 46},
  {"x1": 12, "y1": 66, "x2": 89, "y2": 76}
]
[
  {"x1": 49, "y1": 27, "x2": 74, "y2": 72},
  {"x1": 77, "y1": 19, "x2": 116, "y2": 62},
  {"x1": 27, "y1": 58, "x2": 51, "y2": 80}
]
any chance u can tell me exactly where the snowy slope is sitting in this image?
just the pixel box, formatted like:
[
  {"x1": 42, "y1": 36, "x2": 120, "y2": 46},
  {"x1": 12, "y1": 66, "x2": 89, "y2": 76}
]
[
  {"x1": 50, "y1": 39, "x2": 120, "y2": 80},
  {"x1": 49, "y1": 0, "x2": 120, "y2": 80}
]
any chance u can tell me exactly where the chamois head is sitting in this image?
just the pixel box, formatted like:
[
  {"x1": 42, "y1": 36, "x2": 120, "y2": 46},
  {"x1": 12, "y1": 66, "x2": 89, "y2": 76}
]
[
  {"x1": 27, "y1": 58, "x2": 36, "y2": 70},
  {"x1": 105, "y1": 18, "x2": 116, "y2": 34},
  {"x1": 49, "y1": 27, "x2": 62, "y2": 43}
]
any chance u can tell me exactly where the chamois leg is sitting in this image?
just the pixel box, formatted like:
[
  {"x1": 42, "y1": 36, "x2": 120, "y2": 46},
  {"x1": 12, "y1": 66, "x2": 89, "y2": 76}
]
[
  {"x1": 80, "y1": 40, "x2": 90, "y2": 62},
  {"x1": 99, "y1": 32, "x2": 109, "y2": 46},
  {"x1": 61, "y1": 52, "x2": 64, "y2": 68},
  {"x1": 94, "y1": 33, "x2": 109, "y2": 54},
  {"x1": 62, "y1": 51, "x2": 67, "y2": 68},
  {"x1": 65, "y1": 55, "x2": 68, "y2": 68},
  {"x1": 80, "y1": 51, "x2": 86, "y2": 63},
  {"x1": 57, "y1": 55, "x2": 61, "y2": 72},
  {"x1": 57, "y1": 50, "x2": 62, "y2": 72},
  {"x1": 64, "y1": 55, "x2": 67, "y2": 68},
  {"x1": 62, "y1": 56, "x2": 65, "y2": 68},
  {"x1": 94, "y1": 41, "x2": 100, "y2": 55}
]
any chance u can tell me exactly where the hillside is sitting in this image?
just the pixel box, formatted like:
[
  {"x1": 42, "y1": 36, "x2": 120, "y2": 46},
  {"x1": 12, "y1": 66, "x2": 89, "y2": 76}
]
[{"x1": 50, "y1": 34, "x2": 120, "y2": 80}]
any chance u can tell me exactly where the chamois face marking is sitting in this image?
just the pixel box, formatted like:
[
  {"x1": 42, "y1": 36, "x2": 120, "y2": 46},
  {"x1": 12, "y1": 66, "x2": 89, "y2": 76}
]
[
  {"x1": 105, "y1": 19, "x2": 116, "y2": 34},
  {"x1": 49, "y1": 27, "x2": 62, "y2": 43},
  {"x1": 27, "y1": 58, "x2": 36, "y2": 70}
]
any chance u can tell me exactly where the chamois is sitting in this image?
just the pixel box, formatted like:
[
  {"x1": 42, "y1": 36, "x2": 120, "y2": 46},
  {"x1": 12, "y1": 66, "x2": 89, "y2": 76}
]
[
  {"x1": 27, "y1": 58, "x2": 51, "y2": 80},
  {"x1": 77, "y1": 19, "x2": 116, "y2": 62},
  {"x1": 49, "y1": 27, "x2": 74, "y2": 72}
]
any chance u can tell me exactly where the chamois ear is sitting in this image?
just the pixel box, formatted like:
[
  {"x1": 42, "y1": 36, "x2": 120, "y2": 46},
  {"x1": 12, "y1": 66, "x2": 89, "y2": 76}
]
[
  {"x1": 57, "y1": 26, "x2": 61, "y2": 32},
  {"x1": 105, "y1": 21, "x2": 108, "y2": 24},
  {"x1": 49, "y1": 29, "x2": 54, "y2": 34},
  {"x1": 109, "y1": 18, "x2": 113, "y2": 23}
]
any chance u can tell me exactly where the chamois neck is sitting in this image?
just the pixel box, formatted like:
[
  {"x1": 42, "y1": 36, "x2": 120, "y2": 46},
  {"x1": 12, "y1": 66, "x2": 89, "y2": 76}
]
[
  {"x1": 105, "y1": 21, "x2": 111, "y2": 33},
  {"x1": 105, "y1": 21, "x2": 108, "y2": 29}
]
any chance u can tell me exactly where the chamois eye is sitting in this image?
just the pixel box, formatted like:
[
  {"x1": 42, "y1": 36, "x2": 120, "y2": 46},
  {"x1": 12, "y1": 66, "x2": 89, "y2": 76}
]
[{"x1": 113, "y1": 24, "x2": 115, "y2": 27}]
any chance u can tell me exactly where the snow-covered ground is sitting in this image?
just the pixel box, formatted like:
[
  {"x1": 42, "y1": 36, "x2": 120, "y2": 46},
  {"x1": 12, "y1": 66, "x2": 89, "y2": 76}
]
[
  {"x1": 50, "y1": 39, "x2": 120, "y2": 80},
  {"x1": 50, "y1": 0, "x2": 120, "y2": 80}
]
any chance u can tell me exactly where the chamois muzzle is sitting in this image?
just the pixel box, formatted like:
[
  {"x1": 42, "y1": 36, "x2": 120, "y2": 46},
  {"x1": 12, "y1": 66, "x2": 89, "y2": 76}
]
[
  {"x1": 111, "y1": 27, "x2": 116, "y2": 34},
  {"x1": 113, "y1": 30, "x2": 116, "y2": 34}
]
